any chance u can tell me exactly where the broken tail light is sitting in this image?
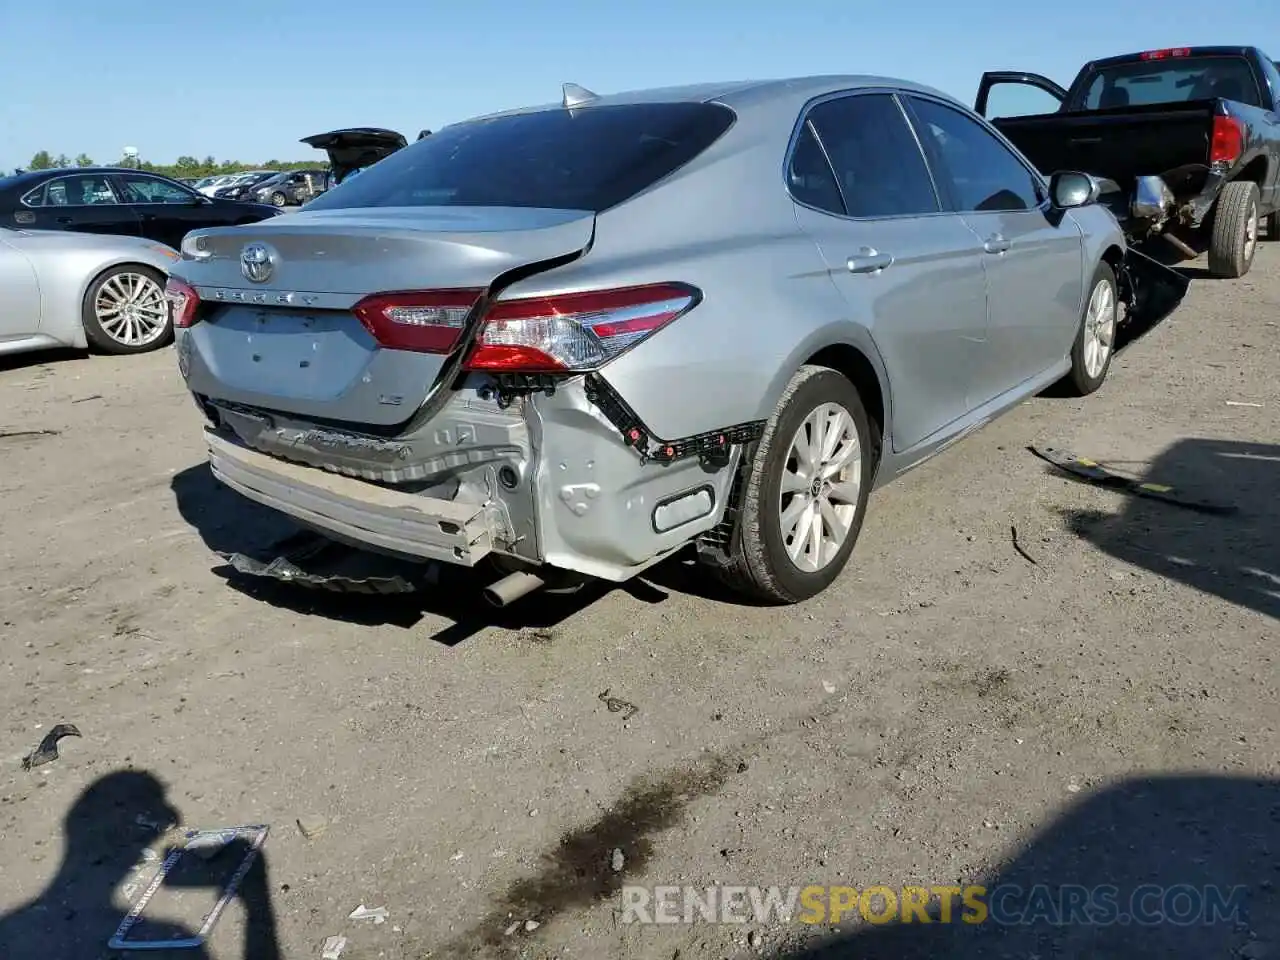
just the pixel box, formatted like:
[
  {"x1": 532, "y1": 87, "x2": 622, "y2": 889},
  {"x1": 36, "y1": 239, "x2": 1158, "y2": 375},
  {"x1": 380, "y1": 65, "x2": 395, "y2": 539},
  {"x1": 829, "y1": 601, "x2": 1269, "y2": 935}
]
[
  {"x1": 351, "y1": 289, "x2": 483, "y2": 353},
  {"x1": 165, "y1": 276, "x2": 201, "y2": 328},
  {"x1": 463, "y1": 282, "x2": 700, "y2": 373},
  {"x1": 1210, "y1": 115, "x2": 1245, "y2": 164}
]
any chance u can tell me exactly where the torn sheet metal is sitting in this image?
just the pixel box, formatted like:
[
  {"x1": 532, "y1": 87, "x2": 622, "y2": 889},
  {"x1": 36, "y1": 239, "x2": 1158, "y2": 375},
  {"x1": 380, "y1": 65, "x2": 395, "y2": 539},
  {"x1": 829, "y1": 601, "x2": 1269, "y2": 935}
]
[
  {"x1": 21, "y1": 722, "x2": 81, "y2": 770},
  {"x1": 1029, "y1": 445, "x2": 1238, "y2": 515},
  {"x1": 216, "y1": 529, "x2": 429, "y2": 594},
  {"x1": 109, "y1": 824, "x2": 269, "y2": 951},
  {"x1": 217, "y1": 551, "x2": 419, "y2": 594}
]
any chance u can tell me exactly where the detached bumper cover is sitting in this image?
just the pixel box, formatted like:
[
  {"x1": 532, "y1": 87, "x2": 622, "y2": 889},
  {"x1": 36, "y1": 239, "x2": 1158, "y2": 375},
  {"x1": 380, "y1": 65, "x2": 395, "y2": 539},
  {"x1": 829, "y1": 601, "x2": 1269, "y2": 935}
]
[{"x1": 206, "y1": 429, "x2": 496, "y2": 566}]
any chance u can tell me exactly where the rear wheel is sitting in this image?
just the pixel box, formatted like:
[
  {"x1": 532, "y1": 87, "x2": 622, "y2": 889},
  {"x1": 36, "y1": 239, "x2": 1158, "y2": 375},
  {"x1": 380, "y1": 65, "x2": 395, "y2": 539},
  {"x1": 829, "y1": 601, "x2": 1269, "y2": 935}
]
[
  {"x1": 710, "y1": 366, "x2": 877, "y2": 604},
  {"x1": 1062, "y1": 261, "x2": 1118, "y2": 397},
  {"x1": 81, "y1": 264, "x2": 172, "y2": 355},
  {"x1": 1207, "y1": 180, "x2": 1260, "y2": 278}
]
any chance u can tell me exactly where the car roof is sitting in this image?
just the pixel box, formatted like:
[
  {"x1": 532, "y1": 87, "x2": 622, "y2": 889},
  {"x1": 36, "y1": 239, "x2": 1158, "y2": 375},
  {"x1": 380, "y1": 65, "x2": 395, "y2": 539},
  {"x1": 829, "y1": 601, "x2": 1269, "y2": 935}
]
[{"x1": 464, "y1": 75, "x2": 960, "y2": 123}]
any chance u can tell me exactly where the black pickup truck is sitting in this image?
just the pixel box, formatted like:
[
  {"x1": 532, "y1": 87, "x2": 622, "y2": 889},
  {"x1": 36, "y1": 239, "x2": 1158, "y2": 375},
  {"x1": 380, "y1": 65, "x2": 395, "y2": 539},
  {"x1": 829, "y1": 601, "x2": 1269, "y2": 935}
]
[{"x1": 975, "y1": 46, "x2": 1280, "y2": 278}]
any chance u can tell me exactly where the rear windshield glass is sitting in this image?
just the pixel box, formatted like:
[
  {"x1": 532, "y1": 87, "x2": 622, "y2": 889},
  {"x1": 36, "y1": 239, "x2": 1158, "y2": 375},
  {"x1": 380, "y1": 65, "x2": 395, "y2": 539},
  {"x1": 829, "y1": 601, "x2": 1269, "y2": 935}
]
[
  {"x1": 304, "y1": 102, "x2": 736, "y2": 214},
  {"x1": 1076, "y1": 55, "x2": 1262, "y2": 109}
]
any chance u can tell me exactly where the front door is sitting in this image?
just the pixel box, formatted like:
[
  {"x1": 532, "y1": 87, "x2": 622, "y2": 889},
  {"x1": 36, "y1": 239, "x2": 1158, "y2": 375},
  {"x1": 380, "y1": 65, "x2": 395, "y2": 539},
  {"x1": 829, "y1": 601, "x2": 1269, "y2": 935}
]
[
  {"x1": 112, "y1": 172, "x2": 210, "y2": 248},
  {"x1": 975, "y1": 71, "x2": 1068, "y2": 119},
  {"x1": 0, "y1": 234, "x2": 42, "y2": 340},
  {"x1": 789, "y1": 91, "x2": 992, "y2": 453},
  {"x1": 15, "y1": 173, "x2": 142, "y2": 238},
  {"x1": 904, "y1": 95, "x2": 1086, "y2": 400}
]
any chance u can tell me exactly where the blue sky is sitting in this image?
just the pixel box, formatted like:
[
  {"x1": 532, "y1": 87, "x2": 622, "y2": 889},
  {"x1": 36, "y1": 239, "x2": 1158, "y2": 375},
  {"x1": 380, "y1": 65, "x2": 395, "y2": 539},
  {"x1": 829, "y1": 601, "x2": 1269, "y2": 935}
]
[{"x1": 0, "y1": 0, "x2": 1272, "y2": 171}]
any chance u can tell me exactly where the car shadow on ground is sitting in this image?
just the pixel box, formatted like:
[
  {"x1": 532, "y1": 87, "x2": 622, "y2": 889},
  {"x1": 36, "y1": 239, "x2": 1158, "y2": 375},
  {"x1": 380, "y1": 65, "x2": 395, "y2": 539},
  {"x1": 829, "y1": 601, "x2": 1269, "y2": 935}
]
[
  {"x1": 169, "y1": 463, "x2": 677, "y2": 644},
  {"x1": 1053, "y1": 437, "x2": 1279, "y2": 621},
  {"x1": 0, "y1": 769, "x2": 280, "y2": 960},
  {"x1": 771, "y1": 774, "x2": 1278, "y2": 959},
  {"x1": 0, "y1": 347, "x2": 88, "y2": 375}
]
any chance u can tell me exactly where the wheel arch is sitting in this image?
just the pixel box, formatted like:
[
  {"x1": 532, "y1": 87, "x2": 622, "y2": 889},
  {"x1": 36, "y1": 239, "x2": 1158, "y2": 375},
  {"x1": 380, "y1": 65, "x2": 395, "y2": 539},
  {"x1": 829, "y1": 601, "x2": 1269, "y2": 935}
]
[
  {"x1": 802, "y1": 343, "x2": 886, "y2": 461},
  {"x1": 1234, "y1": 155, "x2": 1269, "y2": 187}
]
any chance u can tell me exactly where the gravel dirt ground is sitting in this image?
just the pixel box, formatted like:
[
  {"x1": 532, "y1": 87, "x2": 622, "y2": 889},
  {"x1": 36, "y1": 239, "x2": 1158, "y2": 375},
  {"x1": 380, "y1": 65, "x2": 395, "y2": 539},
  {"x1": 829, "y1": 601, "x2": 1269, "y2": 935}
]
[{"x1": 0, "y1": 247, "x2": 1276, "y2": 960}]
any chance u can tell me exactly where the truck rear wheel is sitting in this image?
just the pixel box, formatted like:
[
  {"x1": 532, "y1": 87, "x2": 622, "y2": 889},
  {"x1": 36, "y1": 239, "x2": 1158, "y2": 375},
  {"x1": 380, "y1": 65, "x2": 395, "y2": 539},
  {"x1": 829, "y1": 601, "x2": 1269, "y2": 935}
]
[{"x1": 1207, "y1": 180, "x2": 1260, "y2": 278}]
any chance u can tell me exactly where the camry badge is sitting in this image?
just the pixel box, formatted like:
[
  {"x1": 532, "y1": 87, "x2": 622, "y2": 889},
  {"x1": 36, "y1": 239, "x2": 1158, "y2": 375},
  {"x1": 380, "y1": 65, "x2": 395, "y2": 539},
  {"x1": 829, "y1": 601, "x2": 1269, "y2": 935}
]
[{"x1": 240, "y1": 243, "x2": 274, "y2": 283}]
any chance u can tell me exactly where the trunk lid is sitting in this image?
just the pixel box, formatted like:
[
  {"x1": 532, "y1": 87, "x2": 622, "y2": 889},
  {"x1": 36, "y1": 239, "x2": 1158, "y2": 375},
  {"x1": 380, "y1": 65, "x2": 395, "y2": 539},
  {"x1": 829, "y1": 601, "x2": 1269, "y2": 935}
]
[
  {"x1": 301, "y1": 128, "x2": 408, "y2": 183},
  {"x1": 178, "y1": 206, "x2": 594, "y2": 429}
]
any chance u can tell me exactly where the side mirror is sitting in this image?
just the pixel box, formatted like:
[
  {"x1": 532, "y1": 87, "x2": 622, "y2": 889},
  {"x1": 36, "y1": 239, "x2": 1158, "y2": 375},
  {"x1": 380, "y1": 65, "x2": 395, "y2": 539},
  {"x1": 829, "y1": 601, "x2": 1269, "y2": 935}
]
[
  {"x1": 1048, "y1": 171, "x2": 1100, "y2": 209},
  {"x1": 188, "y1": 194, "x2": 210, "y2": 206}
]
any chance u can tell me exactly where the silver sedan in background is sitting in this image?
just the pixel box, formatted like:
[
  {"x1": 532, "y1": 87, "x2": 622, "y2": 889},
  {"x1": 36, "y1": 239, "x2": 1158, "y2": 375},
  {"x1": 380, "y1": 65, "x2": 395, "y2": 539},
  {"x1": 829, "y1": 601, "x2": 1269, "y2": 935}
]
[
  {"x1": 172, "y1": 75, "x2": 1148, "y2": 606},
  {"x1": 0, "y1": 227, "x2": 179, "y2": 358}
]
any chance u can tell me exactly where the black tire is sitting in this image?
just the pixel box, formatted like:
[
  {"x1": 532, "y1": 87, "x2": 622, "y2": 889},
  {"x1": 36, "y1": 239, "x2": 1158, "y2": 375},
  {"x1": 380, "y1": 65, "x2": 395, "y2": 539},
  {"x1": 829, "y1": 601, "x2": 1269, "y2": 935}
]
[
  {"x1": 709, "y1": 365, "x2": 878, "y2": 604},
  {"x1": 1207, "y1": 180, "x2": 1260, "y2": 278},
  {"x1": 270, "y1": 191, "x2": 287, "y2": 207},
  {"x1": 81, "y1": 264, "x2": 173, "y2": 356},
  {"x1": 1062, "y1": 261, "x2": 1119, "y2": 398}
]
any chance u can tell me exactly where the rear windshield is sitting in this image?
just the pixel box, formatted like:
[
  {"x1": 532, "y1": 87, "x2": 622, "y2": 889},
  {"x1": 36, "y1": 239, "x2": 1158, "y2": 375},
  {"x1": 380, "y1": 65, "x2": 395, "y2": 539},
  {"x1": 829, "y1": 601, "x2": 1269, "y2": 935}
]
[
  {"x1": 1075, "y1": 55, "x2": 1262, "y2": 109},
  {"x1": 303, "y1": 102, "x2": 736, "y2": 214}
]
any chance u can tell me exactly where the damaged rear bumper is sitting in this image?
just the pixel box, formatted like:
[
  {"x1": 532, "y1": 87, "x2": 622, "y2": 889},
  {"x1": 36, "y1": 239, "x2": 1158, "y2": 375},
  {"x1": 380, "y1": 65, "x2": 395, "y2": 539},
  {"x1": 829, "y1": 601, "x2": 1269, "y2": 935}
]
[{"x1": 207, "y1": 429, "x2": 498, "y2": 566}]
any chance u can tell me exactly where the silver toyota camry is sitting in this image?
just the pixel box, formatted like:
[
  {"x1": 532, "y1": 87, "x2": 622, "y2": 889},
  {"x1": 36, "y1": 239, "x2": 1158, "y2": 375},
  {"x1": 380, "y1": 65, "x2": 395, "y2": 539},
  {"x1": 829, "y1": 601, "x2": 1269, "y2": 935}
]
[
  {"x1": 1, "y1": 226, "x2": 179, "y2": 358},
  {"x1": 170, "y1": 75, "x2": 1135, "y2": 606}
]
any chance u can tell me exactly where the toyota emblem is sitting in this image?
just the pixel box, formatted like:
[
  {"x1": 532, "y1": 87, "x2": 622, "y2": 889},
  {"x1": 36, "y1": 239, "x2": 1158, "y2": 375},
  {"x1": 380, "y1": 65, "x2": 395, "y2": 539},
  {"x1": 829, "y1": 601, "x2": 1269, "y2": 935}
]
[{"x1": 240, "y1": 243, "x2": 274, "y2": 283}]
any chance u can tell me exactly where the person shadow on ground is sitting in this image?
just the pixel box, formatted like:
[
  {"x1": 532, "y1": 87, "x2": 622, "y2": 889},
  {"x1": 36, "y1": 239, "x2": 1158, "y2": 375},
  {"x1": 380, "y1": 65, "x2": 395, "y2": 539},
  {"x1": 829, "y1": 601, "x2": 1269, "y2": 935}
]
[{"x1": 0, "y1": 769, "x2": 281, "y2": 960}]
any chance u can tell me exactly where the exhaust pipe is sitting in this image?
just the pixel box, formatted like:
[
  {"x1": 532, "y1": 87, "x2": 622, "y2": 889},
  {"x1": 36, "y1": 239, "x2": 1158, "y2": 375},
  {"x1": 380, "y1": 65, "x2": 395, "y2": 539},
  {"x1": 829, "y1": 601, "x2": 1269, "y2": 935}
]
[{"x1": 484, "y1": 570, "x2": 546, "y2": 607}]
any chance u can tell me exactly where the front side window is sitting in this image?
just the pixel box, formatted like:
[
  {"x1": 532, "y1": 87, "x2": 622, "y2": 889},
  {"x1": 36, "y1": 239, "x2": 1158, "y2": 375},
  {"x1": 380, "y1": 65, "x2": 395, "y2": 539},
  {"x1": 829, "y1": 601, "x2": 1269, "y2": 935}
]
[
  {"x1": 22, "y1": 175, "x2": 119, "y2": 207},
  {"x1": 801, "y1": 94, "x2": 940, "y2": 218},
  {"x1": 306, "y1": 102, "x2": 736, "y2": 213},
  {"x1": 906, "y1": 97, "x2": 1043, "y2": 213},
  {"x1": 119, "y1": 176, "x2": 194, "y2": 204}
]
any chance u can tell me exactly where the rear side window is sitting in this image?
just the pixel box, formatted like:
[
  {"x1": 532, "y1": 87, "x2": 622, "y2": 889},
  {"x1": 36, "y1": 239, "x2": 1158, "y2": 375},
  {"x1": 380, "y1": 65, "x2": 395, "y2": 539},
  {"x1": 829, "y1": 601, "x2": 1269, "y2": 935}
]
[
  {"x1": 304, "y1": 103, "x2": 735, "y2": 214},
  {"x1": 802, "y1": 94, "x2": 940, "y2": 218},
  {"x1": 1078, "y1": 55, "x2": 1263, "y2": 109}
]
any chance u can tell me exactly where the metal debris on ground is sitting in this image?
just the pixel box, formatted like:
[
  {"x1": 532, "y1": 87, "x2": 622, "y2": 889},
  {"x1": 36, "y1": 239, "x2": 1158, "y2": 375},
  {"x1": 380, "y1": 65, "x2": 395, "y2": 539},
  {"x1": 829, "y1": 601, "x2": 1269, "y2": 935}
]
[
  {"x1": 611, "y1": 848, "x2": 626, "y2": 872},
  {"x1": 296, "y1": 815, "x2": 329, "y2": 839},
  {"x1": 347, "y1": 904, "x2": 389, "y2": 924},
  {"x1": 320, "y1": 935, "x2": 347, "y2": 959},
  {"x1": 71, "y1": 394, "x2": 104, "y2": 404},
  {"x1": 1009, "y1": 525, "x2": 1038, "y2": 566},
  {"x1": 109, "y1": 824, "x2": 270, "y2": 950},
  {"x1": 1029, "y1": 445, "x2": 1238, "y2": 515},
  {"x1": 1224, "y1": 400, "x2": 1264, "y2": 408},
  {"x1": 21, "y1": 722, "x2": 81, "y2": 770},
  {"x1": 597, "y1": 689, "x2": 640, "y2": 719},
  {"x1": 0, "y1": 429, "x2": 60, "y2": 440}
]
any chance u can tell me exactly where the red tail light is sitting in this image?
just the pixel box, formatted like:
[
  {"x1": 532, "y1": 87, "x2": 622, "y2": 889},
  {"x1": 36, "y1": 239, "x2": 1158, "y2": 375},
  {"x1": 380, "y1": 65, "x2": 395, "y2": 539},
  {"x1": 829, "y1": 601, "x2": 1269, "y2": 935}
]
[
  {"x1": 463, "y1": 283, "x2": 700, "y2": 373},
  {"x1": 1139, "y1": 47, "x2": 1190, "y2": 60},
  {"x1": 1210, "y1": 115, "x2": 1245, "y2": 164},
  {"x1": 351, "y1": 289, "x2": 483, "y2": 353},
  {"x1": 165, "y1": 276, "x2": 201, "y2": 328}
]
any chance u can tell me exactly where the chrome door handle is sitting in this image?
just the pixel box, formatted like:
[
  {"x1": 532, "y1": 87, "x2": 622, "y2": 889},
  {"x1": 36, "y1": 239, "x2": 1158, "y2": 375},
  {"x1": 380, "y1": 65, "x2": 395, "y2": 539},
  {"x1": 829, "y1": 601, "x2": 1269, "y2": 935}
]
[
  {"x1": 847, "y1": 247, "x2": 894, "y2": 274},
  {"x1": 983, "y1": 234, "x2": 1011, "y2": 254}
]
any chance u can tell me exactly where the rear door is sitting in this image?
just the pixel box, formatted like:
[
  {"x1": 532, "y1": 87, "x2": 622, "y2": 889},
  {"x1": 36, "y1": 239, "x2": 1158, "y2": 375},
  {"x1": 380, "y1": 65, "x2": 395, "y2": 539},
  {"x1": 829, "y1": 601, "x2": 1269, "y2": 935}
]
[
  {"x1": 113, "y1": 172, "x2": 210, "y2": 247},
  {"x1": 788, "y1": 91, "x2": 991, "y2": 453},
  {"x1": 17, "y1": 174, "x2": 142, "y2": 237},
  {"x1": 976, "y1": 71, "x2": 1068, "y2": 119},
  {"x1": 904, "y1": 94, "x2": 1084, "y2": 401}
]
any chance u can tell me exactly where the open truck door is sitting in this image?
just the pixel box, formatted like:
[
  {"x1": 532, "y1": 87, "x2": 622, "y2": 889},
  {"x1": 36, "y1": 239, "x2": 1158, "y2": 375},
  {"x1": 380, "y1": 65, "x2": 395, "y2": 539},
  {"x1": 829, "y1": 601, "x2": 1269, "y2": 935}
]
[{"x1": 975, "y1": 71, "x2": 1069, "y2": 118}]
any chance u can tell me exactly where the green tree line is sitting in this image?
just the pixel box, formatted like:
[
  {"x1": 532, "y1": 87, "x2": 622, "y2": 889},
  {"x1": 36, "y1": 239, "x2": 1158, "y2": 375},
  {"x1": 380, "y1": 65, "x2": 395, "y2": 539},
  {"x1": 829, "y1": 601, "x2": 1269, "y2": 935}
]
[{"x1": 17, "y1": 151, "x2": 324, "y2": 179}]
